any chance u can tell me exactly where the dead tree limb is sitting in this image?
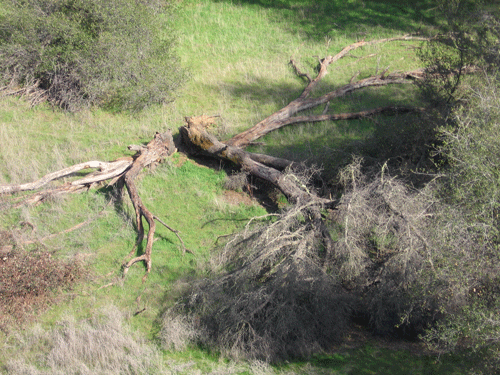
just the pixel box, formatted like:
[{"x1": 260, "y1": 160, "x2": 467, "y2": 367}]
[
  {"x1": 1, "y1": 131, "x2": 179, "y2": 280},
  {"x1": 0, "y1": 159, "x2": 133, "y2": 194},
  {"x1": 257, "y1": 105, "x2": 425, "y2": 129},
  {"x1": 226, "y1": 35, "x2": 428, "y2": 148},
  {"x1": 226, "y1": 68, "x2": 425, "y2": 148}
]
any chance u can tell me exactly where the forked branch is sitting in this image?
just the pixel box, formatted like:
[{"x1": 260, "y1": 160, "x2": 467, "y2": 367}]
[
  {"x1": 1, "y1": 131, "x2": 181, "y2": 281},
  {"x1": 226, "y1": 35, "x2": 428, "y2": 148}
]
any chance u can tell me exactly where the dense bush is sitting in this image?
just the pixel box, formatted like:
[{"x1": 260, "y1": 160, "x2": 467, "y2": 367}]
[
  {"x1": 419, "y1": 0, "x2": 500, "y2": 103},
  {"x1": 0, "y1": 0, "x2": 184, "y2": 111},
  {"x1": 421, "y1": 74, "x2": 500, "y2": 370},
  {"x1": 416, "y1": 2, "x2": 500, "y2": 366},
  {"x1": 437, "y1": 75, "x2": 500, "y2": 238},
  {"x1": 164, "y1": 135, "x2": 500, "y2": 364}
]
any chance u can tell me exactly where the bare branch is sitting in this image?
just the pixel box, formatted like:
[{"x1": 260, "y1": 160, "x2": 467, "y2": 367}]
[
  {"x1": 226, "y1": 69, "x2": 425, "y2": 147},
  {"x1": 258, "y1": 106, "x2": 425, "y2": 129},
  {"x1": 289, "y1": 58, "x2": 311, "y2": 83},
  {"x1": 0, "y1": 160, "x2": 133, "y2": 194},
  {"x1": 154, "y1": 215, "x2": 192, "y2": 255}
]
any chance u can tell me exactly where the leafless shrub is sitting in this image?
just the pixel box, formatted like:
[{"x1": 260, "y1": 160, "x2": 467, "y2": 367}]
[
  {"x1": 5, "y1": 306, "x2": 166, "y2": 375},
  {"x1": 329, "y1": 159, "x2": 443, "y2": 333},
  {"x1": 223, "y1": 172, "x2": 249, "y2": 192},
  {"x1": 165, "y1": 157, "x2": 499, "y2": 361},
  {"x1": 331, "y1": 157, "x2": 500, "y2": 337},
  {"x1": 168, "y1": 187, "x2": 354, "y2": 362}
]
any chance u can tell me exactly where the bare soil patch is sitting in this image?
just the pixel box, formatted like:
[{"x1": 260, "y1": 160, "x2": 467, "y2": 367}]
[{"x1": 221, "y1": 190, "x2": 255, "y2": 206}]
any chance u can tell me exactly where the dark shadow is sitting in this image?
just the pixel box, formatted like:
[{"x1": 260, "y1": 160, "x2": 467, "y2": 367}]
[{"x1": 212, "y1": 0, "x2": 438, "y2": 40}]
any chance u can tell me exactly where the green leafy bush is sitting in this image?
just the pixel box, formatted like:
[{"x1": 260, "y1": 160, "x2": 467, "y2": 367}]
[
  {"x1": 0, "y1": 0, "x2": 184, "y2": 111},
  {"x1": 419, "y1": 0, "x2": 500, "y2": 102},
  {"x1": 421, "y1": 75, "x2": 500, "y2": 370},
  {"x1": 437, "y1": 75, "x2": 500, "y2": 236}
]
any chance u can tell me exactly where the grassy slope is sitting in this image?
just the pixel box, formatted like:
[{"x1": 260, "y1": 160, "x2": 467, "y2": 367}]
[{"x1": 0, "y1": 0, "x2": 474, "y2": 373}]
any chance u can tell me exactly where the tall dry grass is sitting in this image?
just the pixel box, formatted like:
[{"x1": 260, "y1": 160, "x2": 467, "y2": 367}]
[{"x1": 5, "y1": 306, "x2": 165, "y2": 375}]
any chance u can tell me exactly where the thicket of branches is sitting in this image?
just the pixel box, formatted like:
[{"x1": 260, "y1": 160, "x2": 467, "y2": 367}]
[
  {"x1": 0, "y1": 0, "x2": 184, "y2": 111},
  {"x1": 161, "y1": 160, "x2": 485, "y2": 361}
]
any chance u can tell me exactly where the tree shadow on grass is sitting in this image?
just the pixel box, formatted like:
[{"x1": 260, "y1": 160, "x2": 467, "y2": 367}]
[{"x1": 213, "y1": 0, "x2": 439, "y2": 40}]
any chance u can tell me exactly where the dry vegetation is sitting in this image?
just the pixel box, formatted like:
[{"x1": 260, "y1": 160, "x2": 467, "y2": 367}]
[
  {"x1": 161, "y1": 152, "x2": 500, "y2": 363},
  {"x1": 4, "y1": 306, "x2": 165, "y2": 375},
  {"x1": 0, "y1": 231, "x2": 84, "y2": 332}
]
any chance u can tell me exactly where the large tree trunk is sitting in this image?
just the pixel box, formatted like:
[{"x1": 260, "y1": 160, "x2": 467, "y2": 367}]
[{"x1": 181, "y1": 116, "x2": 337, "y2": 264}]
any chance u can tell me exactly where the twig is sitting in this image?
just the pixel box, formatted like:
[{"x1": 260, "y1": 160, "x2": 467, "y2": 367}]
[
  {"x1": 215, "y1": 232, "x2": 236, "y2": 244},
  {"x1": 133, "y1": 308, "x2": 147, "y2": 316},
  {"x1": 97, "y1": 282, "x2": 115, "y2": 290},
  {"x1": 153, "y1": 215, "x2": 192, "y2": 254},
  {"x1": 289, "y1": 58, "x2": 312, "y2": 83}
]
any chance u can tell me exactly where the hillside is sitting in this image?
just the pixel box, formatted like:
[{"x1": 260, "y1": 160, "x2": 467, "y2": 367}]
[{"x1": 1, "y1": 0, "x2": 497, "y2": 373}]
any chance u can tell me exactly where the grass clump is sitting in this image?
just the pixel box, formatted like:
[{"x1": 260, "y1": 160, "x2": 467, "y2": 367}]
[{"x1": 0, "y1": 0, "x2": 184, "y2": 111}]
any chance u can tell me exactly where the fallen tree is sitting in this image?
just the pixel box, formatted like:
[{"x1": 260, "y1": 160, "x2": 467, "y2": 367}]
[
  {"x1": 181, "y1": 115, "x2": 338, "y2": 267},
  {"x1": 1, "y1": 36, "x2": 440, "y2": 280},
  {"x1": 179, "y1": 36, "x2": 429, "y2": 266}
]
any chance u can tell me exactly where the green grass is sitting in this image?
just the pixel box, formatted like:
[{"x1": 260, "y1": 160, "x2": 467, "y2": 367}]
[
  {"x1": 281, "y1": 345, "x2": 478, "y2": 374},
  {"x1": 0, "y1": 0, "x2": 478, "y2": 373}
]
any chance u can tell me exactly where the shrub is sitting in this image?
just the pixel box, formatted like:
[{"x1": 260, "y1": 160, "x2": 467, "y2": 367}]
[
  {"x1": 166, "y1": 180, "x2": 355, "y2": 362},
  {"x1": 421, "y1": 74, "x2": 500, "y2": 370},
  {"x1": 436, "y1": 74, "x2": 500, "y2": 238},
  {"x1": 0, "y1": 0, "x2": 184, "y2": 111},
  {"x1": 419, "y1": 0, "x2": 500, "y2": 103}
]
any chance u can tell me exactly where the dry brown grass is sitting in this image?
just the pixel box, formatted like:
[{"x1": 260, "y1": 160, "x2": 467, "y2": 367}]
[
  {"x1": 5, "y1": 305, "x2": 288, "y2": 375},
  {"x1": 0, "y1": 239, "x2": 84, "y2": 332},
  {"x1": 4, "y1": 306, "x2": 165, "y2": 375},
  {"x1": 160, "y1": 310, "x2": 201, "y2": 352}
]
